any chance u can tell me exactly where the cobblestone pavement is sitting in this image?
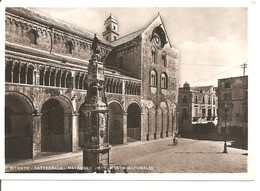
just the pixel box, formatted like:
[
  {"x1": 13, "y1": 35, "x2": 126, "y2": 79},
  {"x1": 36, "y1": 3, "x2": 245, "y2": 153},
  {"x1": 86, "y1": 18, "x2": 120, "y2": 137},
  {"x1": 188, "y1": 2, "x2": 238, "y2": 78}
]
[{"x1": 6, "y1": 138, "x2": 248, "y2": 173}]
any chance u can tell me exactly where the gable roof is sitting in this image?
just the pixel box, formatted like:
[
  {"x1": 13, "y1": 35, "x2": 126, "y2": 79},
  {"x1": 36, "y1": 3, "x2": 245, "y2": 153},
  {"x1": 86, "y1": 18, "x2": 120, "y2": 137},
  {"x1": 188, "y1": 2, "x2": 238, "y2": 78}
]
[
  {"x1": 110, "y1": 28, "x2": 145, "y2": 47},
  {"x1": 110, "y1": 13, "x2": 173, "y2": 48}
]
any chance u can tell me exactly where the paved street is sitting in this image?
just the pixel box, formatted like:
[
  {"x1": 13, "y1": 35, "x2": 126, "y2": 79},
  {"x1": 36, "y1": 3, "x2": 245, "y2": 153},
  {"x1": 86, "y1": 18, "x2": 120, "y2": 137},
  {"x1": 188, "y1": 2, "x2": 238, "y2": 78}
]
[{"x1": 6, "y1": 138, "x2": 248, "y2": 173}]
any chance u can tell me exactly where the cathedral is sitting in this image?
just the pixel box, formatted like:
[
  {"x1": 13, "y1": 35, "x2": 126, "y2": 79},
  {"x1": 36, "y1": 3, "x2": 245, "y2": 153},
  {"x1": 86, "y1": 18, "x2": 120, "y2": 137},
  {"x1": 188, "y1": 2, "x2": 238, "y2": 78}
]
[{"x1": 5, "y1": 7, "x2": 180, "y2": 161}]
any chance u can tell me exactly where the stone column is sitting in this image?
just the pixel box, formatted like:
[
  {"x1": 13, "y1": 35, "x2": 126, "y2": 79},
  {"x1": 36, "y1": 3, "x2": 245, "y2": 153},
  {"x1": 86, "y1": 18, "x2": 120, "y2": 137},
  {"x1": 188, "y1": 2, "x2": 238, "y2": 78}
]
[
  {"x1": 71, "y1": 71, "x2": 75, "y2": 89},
  {"x1": 140, "y1": 112, "x2": 145, "y2": 141},
  {"x1": 123, "y1": 112, "x2": 128, "y2": 144},
  {"x1": 25, "y1": 67, "x2": 28, "y2": 84},
  {"x1": 34, "y1": 68, "x2": 39, "y2": 86},
  {"x1": 122, "y1": 80, "x2": 125, "y2": 95},
  {"x1": 32, "y1": 112, "x2": 42, "y2": 159},
  {"x1": 72, "y1": 112, "x2": 79, "y2": 152}
]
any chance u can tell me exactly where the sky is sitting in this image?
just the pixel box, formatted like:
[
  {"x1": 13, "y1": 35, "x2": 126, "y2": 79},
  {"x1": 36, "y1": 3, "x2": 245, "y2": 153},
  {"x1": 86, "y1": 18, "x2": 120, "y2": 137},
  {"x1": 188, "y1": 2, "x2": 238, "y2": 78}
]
[{"x1": 32, "y1": 7, "x2": 248, "y2": 87}]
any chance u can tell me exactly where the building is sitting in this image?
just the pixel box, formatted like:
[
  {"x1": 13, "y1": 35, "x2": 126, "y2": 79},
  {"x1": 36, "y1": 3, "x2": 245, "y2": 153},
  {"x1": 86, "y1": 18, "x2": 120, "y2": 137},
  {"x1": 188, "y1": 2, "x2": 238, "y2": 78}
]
[
  {"x1": 5, "y1": 8, "x2": 179, "y2": 161},
  {"x1": 178, "y1": 82, "x2": 218, "y2": 134},
  {"x1": 217, "y1": 76, "x2": 248, "y2": 136}
]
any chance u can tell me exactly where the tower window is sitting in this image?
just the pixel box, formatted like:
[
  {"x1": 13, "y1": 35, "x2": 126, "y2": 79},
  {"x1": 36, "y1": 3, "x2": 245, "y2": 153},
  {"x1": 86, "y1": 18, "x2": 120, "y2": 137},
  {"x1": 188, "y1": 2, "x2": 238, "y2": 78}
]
[{"x1": 150, "y1": 70, "x2": 157, "y2": 87}]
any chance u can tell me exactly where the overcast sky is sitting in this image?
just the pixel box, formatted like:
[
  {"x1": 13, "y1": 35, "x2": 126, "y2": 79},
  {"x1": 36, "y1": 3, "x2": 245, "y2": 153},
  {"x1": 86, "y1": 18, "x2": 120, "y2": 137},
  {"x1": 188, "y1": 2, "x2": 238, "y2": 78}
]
[{"x1": 33, "y1": 7, "x2": 247, "y2": 87}]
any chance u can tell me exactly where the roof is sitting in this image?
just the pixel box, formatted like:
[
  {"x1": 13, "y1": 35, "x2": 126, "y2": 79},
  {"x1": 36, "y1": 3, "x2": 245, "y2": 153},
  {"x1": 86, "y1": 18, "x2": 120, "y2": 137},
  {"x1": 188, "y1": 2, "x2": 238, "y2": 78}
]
[
  {"x1": 110, "y1": 28, "x2": 145, "y2": 47},
  {"x1": 104, "y1": 14, "x2": 118, "y2": 23},
  {"x1": 6, "y1": 7, "x2": 112, "y2": 47}
]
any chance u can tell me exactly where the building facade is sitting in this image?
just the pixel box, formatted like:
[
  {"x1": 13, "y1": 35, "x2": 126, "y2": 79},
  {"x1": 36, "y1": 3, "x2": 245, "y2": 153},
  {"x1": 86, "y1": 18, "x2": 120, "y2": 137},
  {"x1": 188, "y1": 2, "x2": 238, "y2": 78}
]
[
  {"x1": 5, "y1": 8, "x2": 179, "y2": 161},
  {"x1": 217, "y1": 76, "x2": 248, "y2": 136},
  {"x1": 178, "y1": 82, "x2": 218, "y2": 134}
]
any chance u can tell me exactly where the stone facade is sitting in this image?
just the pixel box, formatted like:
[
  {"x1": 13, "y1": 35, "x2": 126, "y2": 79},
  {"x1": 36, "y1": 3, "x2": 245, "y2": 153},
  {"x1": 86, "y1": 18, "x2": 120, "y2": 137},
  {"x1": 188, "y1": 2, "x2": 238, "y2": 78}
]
[
  {"x1": 5, "y1": 8, "x2": 179, "y2": 161},
  {"x1": 217, "y1": 76, "x2": 248, "y2": 136},
  {"x1": 178, "y1": 82, "x2": 218, "y2": 134}
]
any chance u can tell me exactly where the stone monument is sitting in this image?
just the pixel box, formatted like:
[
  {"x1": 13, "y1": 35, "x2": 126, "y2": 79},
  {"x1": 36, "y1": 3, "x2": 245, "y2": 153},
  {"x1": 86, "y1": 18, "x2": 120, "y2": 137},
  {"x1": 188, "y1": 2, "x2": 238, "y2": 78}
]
[{"x1": 82, "y1": 35, "x2": 111, "y2": 172}]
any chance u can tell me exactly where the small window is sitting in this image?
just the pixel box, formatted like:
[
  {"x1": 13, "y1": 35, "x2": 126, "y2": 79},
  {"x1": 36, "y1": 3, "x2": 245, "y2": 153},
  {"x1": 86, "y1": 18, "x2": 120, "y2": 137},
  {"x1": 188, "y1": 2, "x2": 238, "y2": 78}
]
[
  {"x1": 66, "y1": 41, "x2": 73, "y2": 54},
  {"x1": 202, "y1": 109, "x2": 206, "y2": 118},
  {"x1": 150, "y1": 70, "x2": 157, "y2": 87},
  {"x1": 208, "y1": 96, "x2": 211, "y2": 104},
  {"x1": 183, "y1": 95, "x2": 188, "y2": 103},
  {"x1": 28, "y1": 29, "x2": 38, "y2": 45},
  {"x1": 114, "y1": 36, "x2": 117, "y2": 41},
  {"x1": 195, "y1": 95, "x2": 198, "y2": 103},
  {"x1": 202, "y1": 96, "x2": 205, "y2": 104},
  {"x1": 106, "y1": 36, "x2": 109, "y2": 41},
  {"x1": 151, "y1": 50, "x2": 156, "y2": 63},
  {"x1": 161, "y1": 73, "x2": 168, "y2": 89},
  {"x1": 162, "y1": 55, "x2": 167, "y2": 67},
  {"x1": 113, "y1": 26, "x2": 116, "y2": 30},
  {"x1": 224, "y1": 82, "x2": 230, "y2": 88}
]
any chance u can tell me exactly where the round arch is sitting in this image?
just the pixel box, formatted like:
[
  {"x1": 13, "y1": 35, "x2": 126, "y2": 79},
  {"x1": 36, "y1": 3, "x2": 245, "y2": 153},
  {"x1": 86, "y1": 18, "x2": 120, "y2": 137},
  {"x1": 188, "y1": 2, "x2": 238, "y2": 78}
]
[
  {"x1": 38, "y1": 95, "x2": 73, "y2": 114},
  {"x1": 5, "y1": 92, "x2": 34, "y2": 161},
  {"x1": 41, "y1": 96, "x2": 73, "y2": 153},
  {"x1": 127, "y1": 102, "x2": 141, "y2": 142},
  {"x1": 108, "y1": 101, "x2": 124, "y2": 145}
]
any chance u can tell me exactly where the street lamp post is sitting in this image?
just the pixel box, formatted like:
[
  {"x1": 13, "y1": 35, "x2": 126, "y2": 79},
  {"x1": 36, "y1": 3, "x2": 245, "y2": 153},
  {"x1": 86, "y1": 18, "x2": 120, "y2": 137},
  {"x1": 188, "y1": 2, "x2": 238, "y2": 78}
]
[
  {"x1": 173, "y1": 110, "x2": 180, "y2": 145},
  {"x1": 223, "y1": 103, "x2": 228, "y2": 153}
]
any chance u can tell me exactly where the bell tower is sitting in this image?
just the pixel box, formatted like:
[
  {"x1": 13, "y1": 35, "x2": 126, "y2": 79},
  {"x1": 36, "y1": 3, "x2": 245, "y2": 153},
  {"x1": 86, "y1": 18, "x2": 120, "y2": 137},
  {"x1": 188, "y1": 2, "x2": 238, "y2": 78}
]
[{"x1": 102, "y1": 14, "x2": 120, "y2": 42}]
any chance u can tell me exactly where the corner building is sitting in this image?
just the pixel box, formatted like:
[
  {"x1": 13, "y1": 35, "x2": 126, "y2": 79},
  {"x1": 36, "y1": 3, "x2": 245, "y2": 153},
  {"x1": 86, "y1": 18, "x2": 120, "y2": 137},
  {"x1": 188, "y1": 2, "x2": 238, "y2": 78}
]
[{"x1": 5, "y1": 8, "x2": 179, "y2": 161}]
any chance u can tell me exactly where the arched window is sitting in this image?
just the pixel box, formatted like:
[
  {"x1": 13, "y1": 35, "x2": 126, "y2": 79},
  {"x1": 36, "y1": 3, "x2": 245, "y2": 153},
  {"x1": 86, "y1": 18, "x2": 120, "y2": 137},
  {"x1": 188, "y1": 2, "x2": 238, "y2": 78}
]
[
  {"x1": 20, "y1": 65, "x2": 26, "y2": 84},
  {"x1": 66, "y1": 41, "x2": 73, "y2": 54},
  {"x1": 208, "y1": 96, "x2": 211, "y2": 104},
  {"x1": 28, "y1": 29, "x2": 38, "y2": 45},
  {"x1": 5, "y1": 63, "x2": 12, "y2": 82},
  {"x1": 39, "y1": 67, "x2": 44, "y2": 85},
  {"x1": 161, "y1": 73, "x2": 168, "y2": 89},
  {"x1": 202, "y1": 96, "x2": 205, "y2": 104},
  {"x1": 150, "y1": 70, "x2": 157, "y2": 87},
  {"x1": 27, "y1": 65, "x2": 34, "y2": 85}
]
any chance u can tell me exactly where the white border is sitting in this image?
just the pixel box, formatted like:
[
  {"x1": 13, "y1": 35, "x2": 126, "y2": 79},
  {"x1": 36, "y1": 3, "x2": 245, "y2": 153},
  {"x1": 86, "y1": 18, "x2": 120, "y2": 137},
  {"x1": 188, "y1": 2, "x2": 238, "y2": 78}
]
[{"x1": 0, "y1": 0, "x2": 258, "y2": 183}]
